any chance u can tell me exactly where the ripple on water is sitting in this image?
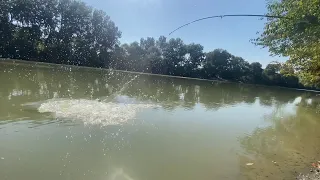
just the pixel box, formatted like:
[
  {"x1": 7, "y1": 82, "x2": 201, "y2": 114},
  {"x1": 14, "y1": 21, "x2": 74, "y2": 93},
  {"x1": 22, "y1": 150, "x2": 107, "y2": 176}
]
[{"x1": 38, "y1": 99, "x2": 159, "y2": 126}]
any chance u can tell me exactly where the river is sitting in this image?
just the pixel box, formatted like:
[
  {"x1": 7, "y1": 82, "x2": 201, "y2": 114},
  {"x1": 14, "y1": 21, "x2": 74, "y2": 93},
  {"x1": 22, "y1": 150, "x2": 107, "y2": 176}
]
[{"x1": 0, "y1": 60, "x2": 320, "y2": 180}]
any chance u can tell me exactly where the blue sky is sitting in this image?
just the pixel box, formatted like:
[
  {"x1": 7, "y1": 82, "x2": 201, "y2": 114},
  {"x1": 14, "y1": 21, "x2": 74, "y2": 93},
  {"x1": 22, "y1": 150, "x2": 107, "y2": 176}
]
[{"x1": 82, "y1": 0, "x2": 286, "y2": 66}]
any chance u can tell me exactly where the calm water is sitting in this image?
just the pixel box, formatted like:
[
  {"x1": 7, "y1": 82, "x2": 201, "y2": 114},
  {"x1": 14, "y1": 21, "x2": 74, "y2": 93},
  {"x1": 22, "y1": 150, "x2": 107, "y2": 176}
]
[{"x1": 1, "y1": 60, "x2": 320, "y2": 180}]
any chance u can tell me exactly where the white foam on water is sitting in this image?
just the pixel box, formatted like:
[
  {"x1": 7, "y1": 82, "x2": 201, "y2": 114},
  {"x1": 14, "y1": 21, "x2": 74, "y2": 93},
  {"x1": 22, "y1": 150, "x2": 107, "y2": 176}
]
[{"x1": 38, "y1": 99, "x2": 158, "y2": 126}]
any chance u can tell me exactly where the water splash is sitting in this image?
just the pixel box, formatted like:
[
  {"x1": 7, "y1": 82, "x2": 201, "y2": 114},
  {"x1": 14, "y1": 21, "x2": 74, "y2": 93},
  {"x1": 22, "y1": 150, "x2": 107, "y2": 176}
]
[
  {"x1": 108, "y1": 168, "x2": 135, "y2": 180},
  {"x1": 38, "y1": 99, "x2": 158, "y2": 126},
  {"x1": 117, "y1": 75, "x2": 139, "y2": 96},
  {"x1": 31, "y1": 75, "x2": 151, "y2": 126},
  {"x1": 100, "y1": 75, "x2": 139, "y2": 102}
]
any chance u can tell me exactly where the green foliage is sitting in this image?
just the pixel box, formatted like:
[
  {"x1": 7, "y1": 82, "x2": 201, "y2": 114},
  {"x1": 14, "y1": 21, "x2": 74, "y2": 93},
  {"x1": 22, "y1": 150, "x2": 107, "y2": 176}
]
[
  {"x1": 110, "y1": 35, "x2": 306, "y2": 89},
  {"x1": 254, "y1": 0, "x2": 320, "y2": 88},
  {"x1": 0, "y1": 0, "x2": 121, "y2": 67},
  {"x1": 0, "y1": 0, "x2": 316, "y2": 89}
]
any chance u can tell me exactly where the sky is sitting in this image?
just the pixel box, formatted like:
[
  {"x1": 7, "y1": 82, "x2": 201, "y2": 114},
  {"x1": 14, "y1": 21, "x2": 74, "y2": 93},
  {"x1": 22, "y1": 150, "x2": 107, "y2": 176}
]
[{"x1": 82, "y1": 0, "x2": 286, "y2": 66}]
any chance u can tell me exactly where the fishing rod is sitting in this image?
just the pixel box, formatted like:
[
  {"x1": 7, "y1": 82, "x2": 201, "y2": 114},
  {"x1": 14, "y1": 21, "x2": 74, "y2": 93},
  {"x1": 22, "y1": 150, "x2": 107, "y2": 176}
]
[{"x1": 168, "y1": 14, "x2": 290, "y2": 35}]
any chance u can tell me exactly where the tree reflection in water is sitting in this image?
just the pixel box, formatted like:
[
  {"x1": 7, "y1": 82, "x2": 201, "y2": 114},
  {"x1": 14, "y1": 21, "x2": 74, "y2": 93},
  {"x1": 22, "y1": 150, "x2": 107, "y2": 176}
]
[
  {"x1": 239, "y1": 98, "x2": 320, "y2": 180},
  {"x1": 0, "y1": 61, "x2": 318, "y2": 121},
  {"x1": 1, "y1": 61, "x2": 320, "y2": 180}
]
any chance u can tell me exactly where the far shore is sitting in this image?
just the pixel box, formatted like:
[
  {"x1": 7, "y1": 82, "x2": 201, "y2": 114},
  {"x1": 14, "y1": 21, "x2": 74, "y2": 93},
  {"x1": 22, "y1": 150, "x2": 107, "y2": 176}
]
[{"x1": 1, "y1": 58, "x2": 320, "y2": 93}]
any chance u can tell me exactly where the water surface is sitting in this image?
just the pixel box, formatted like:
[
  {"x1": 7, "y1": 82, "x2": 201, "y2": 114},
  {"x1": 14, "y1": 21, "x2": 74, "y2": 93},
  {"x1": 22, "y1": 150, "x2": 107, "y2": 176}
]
[{"x1": 1, "y1": 60, "x2": 320, "y2": 180}]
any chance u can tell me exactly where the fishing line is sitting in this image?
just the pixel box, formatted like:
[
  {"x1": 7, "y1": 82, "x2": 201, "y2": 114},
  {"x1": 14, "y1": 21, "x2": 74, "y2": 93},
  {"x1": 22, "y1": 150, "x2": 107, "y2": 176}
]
[{"x1": 169, "y1": 14, "x2": 290, "y2": 35}]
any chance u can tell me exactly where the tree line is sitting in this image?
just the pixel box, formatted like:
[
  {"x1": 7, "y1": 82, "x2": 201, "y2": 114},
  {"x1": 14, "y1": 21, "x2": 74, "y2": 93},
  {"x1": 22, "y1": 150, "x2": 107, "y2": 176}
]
[
  {"x1": 111, "y1": 37, "x2": 304, "y2": 88},
  {"x1": 0, "y1": 0, "x2": 318, "y2": 89}
]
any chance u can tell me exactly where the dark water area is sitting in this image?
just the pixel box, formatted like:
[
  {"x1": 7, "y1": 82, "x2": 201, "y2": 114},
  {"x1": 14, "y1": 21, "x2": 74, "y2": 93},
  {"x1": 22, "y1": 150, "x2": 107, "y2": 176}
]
[{"x1": 0, "y1": 60, "x2": 320, "y2": 180}]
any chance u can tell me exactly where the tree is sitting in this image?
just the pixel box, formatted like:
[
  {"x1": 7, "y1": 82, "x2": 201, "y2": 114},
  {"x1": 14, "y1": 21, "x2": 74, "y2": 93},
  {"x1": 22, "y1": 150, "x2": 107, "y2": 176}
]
[
  {"x1": 228, "y1": 56, "x2": 251, "y2": 81},
  {"x1": 140, "y1": 37, "x2": 158, "y2": 73},
  {"x1": 162, "y1": 38, "x2": 187, "y2": 76},
  {"x1": 254, "y1": 0, "x2": 320, "y2": 87},
  {"x1": 250, "y1": 62, "x2": 263, "y2": 83},
  {"x1": 90, "y1": 9, "x2": 121, "y2": 67},
  {"x1": 123, "y1": 42, "x2": 146, "y2": 72},
  {"x1": 147, "y1": 46, "x2": 162, "y2": 74},
  {"x1": 264, "y1": 62, "x2": 281, "y2": 76},
  {"x1": 183, "y1": 43, "x2": 205, "y2": 77},
  {"x1": 140, "y1": 37, "x2": 155, "y2": 52},
  {"x1": 203, "y1": 49, "x2": 233, "y2": 79},
  {"x1": 110, "y1": 44, "x2": 128, "y2": 70},
  {"x1": 1, "y1": 0, "x2": 121, "y2": 67},
  {"x1": 11, "y1": 25, "x2": 42, "y2": 60},
  {"x1": 0, "y1": 0, "x2": 14, "y2": 58},
  {"x1": 263, "y1": 62, "x2": 283, "y2": 85}
]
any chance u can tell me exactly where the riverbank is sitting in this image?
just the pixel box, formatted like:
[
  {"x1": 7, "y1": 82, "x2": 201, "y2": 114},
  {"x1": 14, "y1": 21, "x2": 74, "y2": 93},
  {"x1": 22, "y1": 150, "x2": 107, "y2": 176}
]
[
  {"x1": 298, "y1": 169, "x2": 320, "y2": 180},
  {"x1": 1, "y1": 58, "x2": 320, "y2": 93},
  {"x1": 0, "y1": 58, "x2": 223, "y2": 82}
]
